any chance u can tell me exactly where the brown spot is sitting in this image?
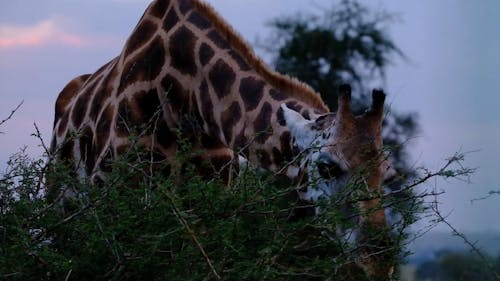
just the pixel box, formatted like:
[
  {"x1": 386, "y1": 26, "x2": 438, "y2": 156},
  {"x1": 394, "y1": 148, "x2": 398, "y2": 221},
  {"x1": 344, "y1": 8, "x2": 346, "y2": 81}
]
[
  {"x1": 187, "y1": 11, "x2": 211, "y2": 30},
  {"x1": 229, "y1": 50, "x2": 251, "y2": 71},
  {"x1": 199, "y1": 79, "x2": 220, "y2": 136},
  {"x1": 119, "y1": 36, "x2": 165, "y2": 92},
  {"x1": 302, "y1": 110, "x2": 311, "y2": 120},
  {"x1": 199, "y1": 42, "x2": 214, "y2": 66},
  {"x1": 208, "y1": 30, "x2": 229, "y2": 49},
  {"x1": 256, "y1": 149, "x2": 271, "y2": 169},
  {"x1": 221, "y1": 101, "x2": 242, "y2": 145},
  {"x1": 269, "y1": 89, "x2": 286, "y2": 101},
  {"x1": 280, "y1": 131, "x2": 294, "y2": 162},
  {"x1": 161, "y1": 74, "x2": 187, "y2": 110},
  {"x1": 169, "y1": 26, "x2": 198, "y2": 76},
  {"x1": 90, "y1": 77, "x2": 112, "y2": 121},
  {"x1": 208, "y1": 154, "x2": 233, "y2": 182},
  {"x1": 116, "y1": 100, "x2": 131, "y2": 137},
  {"x1": 234, "y1": 130, "x2": 248, "y2": 155},
  {"x1": 99, "y1": 148, "x2": 114, "y2": 173},
  {"x1": 209, "y1": 59, "x2": 235, "y2": 99},
  {"x1": 163, "y1": 7, "x2": 179, "y2": 31},
  {"x1": 124, "y1": 19, "x2": 157, "y2": 57},
  {"x1": 286, "y1": 101, "x2": 302, "y2": 112},
  {"x1": 276, "y1": 106, "x2": 286, "y2": 126},
  {"x1": 150, "y1": 0, "x2": 169, "y2": 18},
  {"x1": 253, "y1": 102, "x2": 273, "y2": 144},
  {"x1": 54, "y1": 74, "x2": 90, "y2": 127},
  {"x1": 59, "y1": 138, "x2": 74, "y2": 162},
  {"x1": 201, "y1": 134, "x2": 225, "y2": 150},
  {"x1": 178, "y1": 0, "x2": 192, "y2": 15},
  {"x1": 240, "y1": 76, "x2": 265, "y2": 111},
  {"x1": 71, "y1": 89, "x2": 93, "y2": 128},
  {"x1": 141, "y1": 36, "x2": 167, "y2": 78},
  {"x1": 156, "y1": 120, "x2": 177, "y2": 149},
  {"x1": 95, "y1": 104, "x2": 114, "y2": 155},
  {"x1": 80, "y1": 126, "x2": 95, "y2": 175},
  {"x1": 272, "y1": 147, "x2": 284, "y2": 166},
  {"x1": 131, "y1": 89, "x2": 162, "y2": 126}
]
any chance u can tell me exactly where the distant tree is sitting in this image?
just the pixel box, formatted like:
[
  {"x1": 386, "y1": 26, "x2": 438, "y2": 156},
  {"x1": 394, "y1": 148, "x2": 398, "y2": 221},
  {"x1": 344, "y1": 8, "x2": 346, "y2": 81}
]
[
  {"x1": 416, "y1": 251, "x2": 500, "y2": 281},
  {"x1": 261, "y1": 0, "x2": 419, "y2": 222}
]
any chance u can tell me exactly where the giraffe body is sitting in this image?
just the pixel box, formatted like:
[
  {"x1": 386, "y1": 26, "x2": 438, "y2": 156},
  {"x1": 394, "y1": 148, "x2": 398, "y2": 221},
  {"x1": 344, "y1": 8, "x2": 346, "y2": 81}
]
[
  {"x1": 50, "y1": 0, "x2": 392, "y2": 278},
  {"x1": 51, "y1": 0, "x2": 328, "y2": 184}
]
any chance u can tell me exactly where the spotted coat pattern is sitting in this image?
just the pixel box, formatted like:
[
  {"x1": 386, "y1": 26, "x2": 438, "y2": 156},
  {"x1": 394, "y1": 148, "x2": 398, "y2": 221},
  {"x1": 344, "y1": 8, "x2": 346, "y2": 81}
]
[{"x1": 50, "y1": 0, "x2": 328, "y2": 183}]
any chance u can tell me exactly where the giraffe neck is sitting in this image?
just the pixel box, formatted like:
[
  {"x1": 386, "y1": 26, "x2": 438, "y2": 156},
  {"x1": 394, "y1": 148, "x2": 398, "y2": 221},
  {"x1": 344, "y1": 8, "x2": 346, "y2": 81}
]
[{"x1": 110, "y1": 0, "x2": 330, "y2": 175}]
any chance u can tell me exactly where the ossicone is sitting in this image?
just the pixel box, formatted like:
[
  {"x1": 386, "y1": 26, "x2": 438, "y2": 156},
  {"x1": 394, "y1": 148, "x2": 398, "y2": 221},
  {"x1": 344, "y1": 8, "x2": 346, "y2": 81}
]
[
  {"x1": 338, "y1": 84, "x2": 351, "y2": 100},
  {"x1": 337, "y1": 84, "x2": 353, "y2": 120},
  {"x1": 369, "y1": 88, "x2": 385, "y2": 118}
]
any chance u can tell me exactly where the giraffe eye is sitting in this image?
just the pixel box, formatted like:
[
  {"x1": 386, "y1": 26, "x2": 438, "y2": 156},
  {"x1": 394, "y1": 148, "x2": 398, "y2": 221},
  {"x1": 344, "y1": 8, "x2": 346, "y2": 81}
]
[{"x1": 317, "y1": 161, "x2": 344, "y2": 179}]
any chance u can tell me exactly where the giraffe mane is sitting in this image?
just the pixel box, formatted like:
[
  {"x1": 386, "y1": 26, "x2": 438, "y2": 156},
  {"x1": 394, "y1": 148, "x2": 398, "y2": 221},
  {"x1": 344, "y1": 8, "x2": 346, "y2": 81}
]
[{"x1": 191, "y1": 0, "x2": 330, "y2": 112}]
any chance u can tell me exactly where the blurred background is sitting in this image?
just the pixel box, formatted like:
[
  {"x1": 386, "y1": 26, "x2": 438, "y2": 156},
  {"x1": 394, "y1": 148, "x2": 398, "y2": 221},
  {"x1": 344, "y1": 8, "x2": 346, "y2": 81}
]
[{"x1": 1, "y1": 0, "x2": 499, "y2": 279}]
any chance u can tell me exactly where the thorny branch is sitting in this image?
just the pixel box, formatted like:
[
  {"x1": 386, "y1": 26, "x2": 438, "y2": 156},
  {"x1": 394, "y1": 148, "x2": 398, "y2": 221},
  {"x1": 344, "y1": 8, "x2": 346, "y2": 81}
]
[
  {"x1": 389, "y1": 151, "x2": 475, "y2": 196},
  {"x1": 162, "y1": 190, "x2": 222, "y2": 281},
  {"x1": 431, "y1": 198, "x2": 500, "y2": 279},
  {"x1": 32, "y1": 122, "x2": 50, "y2": 194},
  {"x1": 0, "y1": 101, "x2": 23, "y2": 131},
  {"x1": 470, "y1": 189, "x2": 500, "y2": 204}
]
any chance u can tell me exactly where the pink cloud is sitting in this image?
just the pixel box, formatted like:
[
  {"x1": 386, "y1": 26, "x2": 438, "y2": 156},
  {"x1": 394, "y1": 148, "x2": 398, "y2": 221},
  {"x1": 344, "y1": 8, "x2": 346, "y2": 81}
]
[{"x1": 0, "y1": 18, "x2": 99, "y2": 48}]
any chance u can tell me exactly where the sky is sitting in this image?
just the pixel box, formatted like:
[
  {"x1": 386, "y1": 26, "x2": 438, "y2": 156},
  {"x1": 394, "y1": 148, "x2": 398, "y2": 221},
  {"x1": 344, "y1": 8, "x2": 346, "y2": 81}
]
[{"x1": 1, "y1": 0, "x2": 499, "y2": 237}]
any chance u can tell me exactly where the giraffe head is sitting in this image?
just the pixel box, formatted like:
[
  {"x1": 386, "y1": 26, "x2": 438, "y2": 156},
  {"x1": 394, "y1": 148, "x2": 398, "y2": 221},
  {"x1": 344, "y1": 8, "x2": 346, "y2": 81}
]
[{"x1": 282, "y1": 84, "x2": 386, "y2": 202}]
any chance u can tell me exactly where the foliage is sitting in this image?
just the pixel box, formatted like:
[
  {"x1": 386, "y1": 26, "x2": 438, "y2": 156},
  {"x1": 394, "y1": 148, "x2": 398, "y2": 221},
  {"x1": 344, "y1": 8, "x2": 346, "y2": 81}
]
[
  {"x1": 1, "y1": 134, "x2": 480, "y2": 280},
  {"x1": 2, "y1": 144, "x2": 402, "y2": 281}
]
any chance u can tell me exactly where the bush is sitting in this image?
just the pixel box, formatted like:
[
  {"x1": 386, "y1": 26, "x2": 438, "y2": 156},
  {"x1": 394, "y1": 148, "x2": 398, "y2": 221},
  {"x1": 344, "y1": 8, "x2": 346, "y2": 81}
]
[{"x1": 1, "y1": 141, "x2": 407, "y2": 280}]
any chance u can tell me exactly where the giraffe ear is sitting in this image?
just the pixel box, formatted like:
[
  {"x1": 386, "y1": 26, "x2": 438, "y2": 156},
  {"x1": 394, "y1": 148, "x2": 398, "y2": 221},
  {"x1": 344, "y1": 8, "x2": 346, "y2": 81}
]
[{"x1": 280, "y1": 104, "x2": 314, "y2": 150}]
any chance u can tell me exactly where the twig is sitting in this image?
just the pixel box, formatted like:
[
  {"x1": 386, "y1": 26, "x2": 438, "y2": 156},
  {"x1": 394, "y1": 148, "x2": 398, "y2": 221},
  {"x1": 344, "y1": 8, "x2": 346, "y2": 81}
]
[
  {"x1": 64, "y1": 269, "x2": 73, "y2": 281},
  {"x1": 470, "y1": 189, "x2": 500, "y2": 204},
  {"x1": 389, "y1": 152, "x2": 475, "y2": 196},
  {"x1": 2, "y1": 272, "x2": 21, "y2": 278},
  {"x1": 162, "y1": 190, "x2": 222, "y2": 280},
  {"x1": 91, "y1": 207, "x2": 123, "y2": 265},
  {"x1": 31, "y1": 122, "x2": 51, "y2": 195},
  {"x1": 32, "y1": 204, "x2": 90, "y2": 241},
  {"x1": 32, "y1": 122, "x2": 50, "y2": 156},
  {"x1": 431, "y1": 200, "x2": 500, "y2": 279},
  {"x1": 0, "y1": 100, "x2": 23, "y2": 130}
]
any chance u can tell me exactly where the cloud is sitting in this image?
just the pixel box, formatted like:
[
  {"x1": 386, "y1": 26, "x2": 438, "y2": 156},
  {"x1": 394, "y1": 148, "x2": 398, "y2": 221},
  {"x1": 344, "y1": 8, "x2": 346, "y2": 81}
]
[{"x1": 0, "y1": 17, "x2": 104, "y2": 49}]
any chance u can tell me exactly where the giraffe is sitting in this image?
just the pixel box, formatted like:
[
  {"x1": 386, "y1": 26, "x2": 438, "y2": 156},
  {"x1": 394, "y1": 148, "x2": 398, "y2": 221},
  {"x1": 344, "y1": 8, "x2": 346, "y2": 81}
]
[{"x1": 49, "y1": 0, "x2": 393, "y2": 279}]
